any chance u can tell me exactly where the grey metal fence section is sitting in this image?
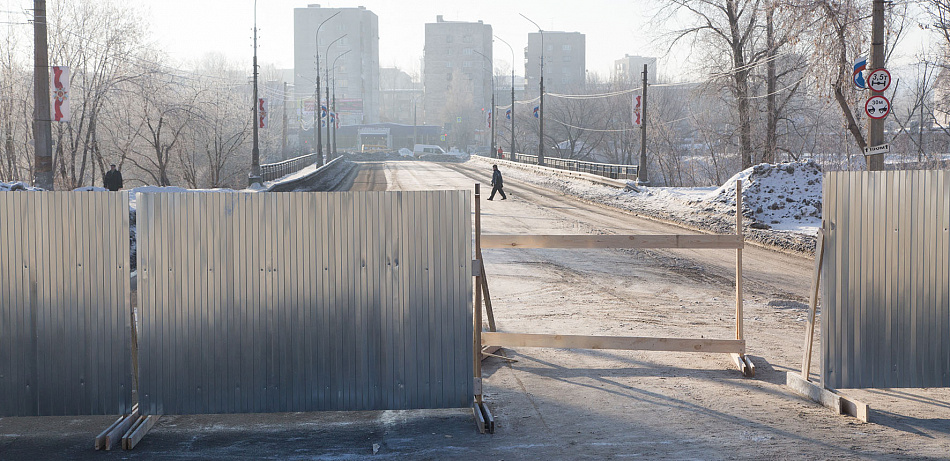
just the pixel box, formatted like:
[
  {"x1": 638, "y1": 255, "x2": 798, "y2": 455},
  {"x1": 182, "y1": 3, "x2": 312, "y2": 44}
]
[
  {"x1": 136, "y1": 191, "x2": 473, "y2": 415},
  {"x1": 822, "y1": 171, "x2": 950, "y2": 389},
  {"x1": 261, "y1": 153, "x2": 320, "y2": 182},
  {"x1": 0, "y1": 192, "x2": 132, "y2": 416},
  {"x1": 502, "y1": 152, "x2": 639, "y2": 180}
]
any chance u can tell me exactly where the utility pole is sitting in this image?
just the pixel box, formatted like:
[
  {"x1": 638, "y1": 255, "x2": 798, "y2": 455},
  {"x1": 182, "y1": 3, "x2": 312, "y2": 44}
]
[
  {"x1": 867, "y1": 0, "x2": 885, "y2": 171},
  {"x1": 324, "y1": 34, "x2": 345, "y2": 162},
  {"x1": 281, "y1": 81, "x2": 288, "y2": 160},
  {"x1": 637, "y1": 64, "x2": 649, "y2": 185},
  {"x1": 33, "y1": 0, "x2": 53, "y2": 190},
  {"x1": 495, "y1": 35, "x2": 516, "y2": 159},
  {"x1": 313, "y1": 12, "x2": 339, "y2": 167},
  {"x1": 248, "y1": 0, "x2": 262, "y2": 186},
  {"x1": 521, "y1": 14, "x2": 544, "y2": 165}
]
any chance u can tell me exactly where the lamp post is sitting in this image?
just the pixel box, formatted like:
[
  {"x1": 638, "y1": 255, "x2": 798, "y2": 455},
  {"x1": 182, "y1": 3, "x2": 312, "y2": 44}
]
[
  {"x1": 325, "y1": 34, "x2": 346, "y2": 161},
  {"x1": 313, "y1": 11, "x2": 339, "y2": 166},
  {"x1": 473, "y1": 49, "x2": 495, "y2": 158},
  {"x1": 520, "y1": 14, "x2": 544, "y2": 165},
  {"x1": 248, "y1": 0, "x2": 262, "y2": 186},
  {"x1": 494, "y1": 35, "x2": 516, "y2": 159},
  {"x1": 330, "y1": 49, "x2": 350, "y2": 157}
]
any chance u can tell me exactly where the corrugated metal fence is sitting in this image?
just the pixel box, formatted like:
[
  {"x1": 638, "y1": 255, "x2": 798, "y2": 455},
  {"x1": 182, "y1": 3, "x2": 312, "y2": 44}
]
[
  {"x1": 136, "y1": 191, "x2": 473, "y2": 415},
  {"x1": 822, "y1": 171, "x2": 950, "y2": 389},
  {"x1": 0, "y1": 192, "x2": 133, "y2": 416}
]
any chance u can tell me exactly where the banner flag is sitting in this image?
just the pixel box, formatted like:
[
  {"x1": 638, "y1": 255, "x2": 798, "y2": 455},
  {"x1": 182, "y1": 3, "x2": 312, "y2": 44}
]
[
  {"x1": 853, "y1": 57, "x2": 867, "y2": 89},
  {"x1": 52, "y1": 66, "x2": 70, "y2": 122},
  {"x1": 505, "y1": 108, "x2": 511, "y2": 120},
  {"x1": 258, "y1": 98, "x2": 268, "y2": 128},
  {"x1": 487, "y1": 110, "x2": 492, "y2": 128},
  {"x1": 533, "y1": 106, "x2": 539, "y2": 118},
  {"x1": 321, "y1": 104, "x2": 328, "y2": 118},
  {"x1": 632, "y1": 94, "x2": 641, "y2": 126}
]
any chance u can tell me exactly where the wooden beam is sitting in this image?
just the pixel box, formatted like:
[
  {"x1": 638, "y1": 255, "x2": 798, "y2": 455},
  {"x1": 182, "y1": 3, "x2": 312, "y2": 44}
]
[
  {"x1": 95, "y1": 416, "x2": 124, "y2": 450},
  {"x1": 730, "y1": 353, "x2": 755, "y2": 377},
  {"x1": 786, "y1": 372, "x2": 870, "y2": 422},
  {"x1": 480, "y1": 260, "x2": 496, "y2": 332},
  {"x1": 735, "y1": 180, "x2": 744, "y2": 343},
  {"x1": 103, "y1": 407, "x2": 139, "y2": 451},
  {"x1": 480, "y1": 234, "x2": 743, "y2": 250},
  {"x1": 473, "y1": 404, "x2": 487, "y2": 434},
  {"x1": 482, "y1": 332, "x2": 745, "y2": 354},
  {"x1": 123, "y1": 415, "x2": 160, "y2": 450},
  {"x1": 801, "y1": 227, "x2": 825, "y2": 380}
]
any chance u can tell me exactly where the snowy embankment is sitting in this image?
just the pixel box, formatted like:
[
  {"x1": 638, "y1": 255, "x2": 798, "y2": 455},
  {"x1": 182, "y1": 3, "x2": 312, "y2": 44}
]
[{"x1": 469, "y1": 155, "x2": 821, "y2": 255}]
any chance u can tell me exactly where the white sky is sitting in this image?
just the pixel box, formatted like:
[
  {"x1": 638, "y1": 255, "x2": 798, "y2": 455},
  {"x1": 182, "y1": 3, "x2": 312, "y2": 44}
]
[{"x1": 138, "y1": 0, "x2": 673, "y2": 79}]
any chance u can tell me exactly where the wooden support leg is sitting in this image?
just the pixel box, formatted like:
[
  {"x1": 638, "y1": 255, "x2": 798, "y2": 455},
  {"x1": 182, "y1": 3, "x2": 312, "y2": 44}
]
[
  {"x1": 123, "y1": 415, "x2": 160, "y2": 450},
  {"x1": 801, "y1": 227, "x2": 825, "y2": 381},
  {"x1": 98, "y1": 404, "x2": 139, "y2": 451},
  {"x1": 480, "y1": 260, "x2": 496, "y2": 332}
]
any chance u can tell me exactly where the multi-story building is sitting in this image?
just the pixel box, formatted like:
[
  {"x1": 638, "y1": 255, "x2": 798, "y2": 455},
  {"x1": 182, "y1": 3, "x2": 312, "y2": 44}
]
[
  {"x1": 379, "y1": 67, "x2": 423, "y2": 125},
  {"x1": 423, "y1": 15, "x2": 493, "y2": 140},
  {"x1": 294, "y1": 4, "x2": 379, "y2": 128},
  {"x1": 525, "y1": 31, "x2": 586, "y2": 96},
  {"x1": 614, "y1": 54, "x2": 658, "y2": 84}
]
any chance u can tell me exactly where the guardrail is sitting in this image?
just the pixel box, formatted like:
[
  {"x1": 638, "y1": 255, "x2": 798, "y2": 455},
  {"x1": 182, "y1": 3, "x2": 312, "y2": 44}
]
[
  {"x1": 261, "y1": 153, "x2": 322, "y2": 182},
  {"x1": 500, "y1": 152, "x2": 638, "y2": 180}
]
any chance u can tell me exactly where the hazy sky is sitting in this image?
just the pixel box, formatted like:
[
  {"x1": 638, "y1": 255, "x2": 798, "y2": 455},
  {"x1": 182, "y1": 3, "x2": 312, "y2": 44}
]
[{"x1": 140, "y1": 0, "x2": 674, "y2": 79}]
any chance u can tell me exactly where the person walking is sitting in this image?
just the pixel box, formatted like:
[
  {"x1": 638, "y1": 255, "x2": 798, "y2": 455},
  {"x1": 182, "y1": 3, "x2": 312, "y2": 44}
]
[
  {"x1": 488, "y1": 164, "x2": 506, "y2": 201},
  {"x1": 103, "y1": 164, "x2": 123, "y2": 191}
]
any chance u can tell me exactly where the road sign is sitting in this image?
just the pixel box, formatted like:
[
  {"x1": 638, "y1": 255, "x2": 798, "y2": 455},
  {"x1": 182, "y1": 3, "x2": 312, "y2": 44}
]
[
  {"x1": 864, "y1": 144, "x2": 889, "y2": 156},
  {"x1": 852, "y1": 57, "x2": 867, "y2": 89},
  {"x1": 865, "y1": 95, "x2": 890, "y2": 119},
  {"x1": 867, "y1": 68, "x2": 891, "y2": 92}
]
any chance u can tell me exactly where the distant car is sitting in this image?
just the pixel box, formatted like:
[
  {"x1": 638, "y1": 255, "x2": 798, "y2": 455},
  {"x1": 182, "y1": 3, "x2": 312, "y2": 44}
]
[
  {"x1": 398, "y1": 148, "x2": 413, "y2": 157},
  {"x1": 413, "y1": 144, "x2": 446, "y2": 156}
]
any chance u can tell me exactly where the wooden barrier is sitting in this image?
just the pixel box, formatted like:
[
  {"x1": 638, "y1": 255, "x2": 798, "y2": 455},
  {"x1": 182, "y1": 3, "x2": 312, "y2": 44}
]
[{"x1": 473, "y1": 181, "x2": 754, "y2": 378}]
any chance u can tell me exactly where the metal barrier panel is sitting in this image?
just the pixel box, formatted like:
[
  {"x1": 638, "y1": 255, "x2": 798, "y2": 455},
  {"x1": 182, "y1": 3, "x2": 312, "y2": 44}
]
[
  {"x1": 0, "y1": 192, "x2": 132, "y2": 416},
  {"x1": 136, "y1": 191, "x2": 473, "y2": 414},
  {"x1": 822, "y1": 171, "x2": 950, "y2": 389}
]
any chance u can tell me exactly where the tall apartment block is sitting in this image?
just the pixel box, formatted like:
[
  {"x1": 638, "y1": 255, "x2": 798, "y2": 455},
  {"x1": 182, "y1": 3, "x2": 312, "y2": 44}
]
[
  {"x1": 294, "y1": 4, "x2": 379, "y2": 126},
  {"x1": 422, "y1": 16, "x2": 493, "y2": 128},
  {"x1": 614, "y1": 54, "x2": 658, "y2": 84},
  {"x1": 525, "y1": 31, "x2": 586, "y2": 96}
]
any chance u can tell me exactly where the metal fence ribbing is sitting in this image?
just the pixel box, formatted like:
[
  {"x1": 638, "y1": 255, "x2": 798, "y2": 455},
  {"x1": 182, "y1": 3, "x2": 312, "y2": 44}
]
[
  {"x1": 504, "y1": 152, "x2": 638, "y2": 180},
  {"x1": 136, "y1": 191, "x2": 474, "y2": 415},
  {"x1": 0, "y1": 192, "x2": 133, "y2": 416},
  {"x1": 260, "y1": 153, "x2": 320, "y2": 182},
  {"x1": 822, "y1": 170, "x2": 950, "y2": 389}
]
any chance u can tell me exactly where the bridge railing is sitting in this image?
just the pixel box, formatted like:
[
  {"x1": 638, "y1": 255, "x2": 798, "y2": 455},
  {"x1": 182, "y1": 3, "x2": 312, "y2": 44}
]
[
  {"x1": 500, "y1": 152, "x2": 639, "y2": 180},
  {"x1": 261, "y1": 153, "x2": 322, "y2": 182}
]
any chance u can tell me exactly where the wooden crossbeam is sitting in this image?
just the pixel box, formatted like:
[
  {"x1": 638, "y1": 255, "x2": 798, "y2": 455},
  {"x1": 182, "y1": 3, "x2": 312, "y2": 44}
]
[
  {"x1": 480, "y1": 234, "x2": 743, "y2": 249},
  {"x1": 786, "y1": 372, "x2": 870, "y2": 422},
  {"x1": 123, "y1": 415, "x2": 160, "y2": 450},
  {"x1": 482, "y1": 332, "x2": 745, "y2": 354}
]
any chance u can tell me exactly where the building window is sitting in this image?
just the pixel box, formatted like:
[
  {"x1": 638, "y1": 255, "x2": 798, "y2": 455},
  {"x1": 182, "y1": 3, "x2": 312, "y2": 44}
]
[
  {"x1": 463, "y1": 48, "x2": 473, "y2": 55},
  {"x1": 463, "y1": 61, "x2": 473, "y2": 68},
  {"x1": 340, "y1": 38, "x2": 349, "y2": 46},
  {"x1": 463, "y1": 35, "x2": 472, "y2": 43},
  {"x1": 562, "y1": 44, "x2": 572, "y2": 52},
  {"x1": 447, "y1": 35, "x2": 454, "y2": 43},
  {"x1": 547, "y1": 44, "x2": 553, "y2": 52},
  {"x1": 445, "y1": 61, "x2": 453, "y2": 68},
  {"x1": 339, "y1": 79, "x2": 348, "y2": 87},
  {"x1": 563, "y1": 55, "x2": 572, "y2": 62}
]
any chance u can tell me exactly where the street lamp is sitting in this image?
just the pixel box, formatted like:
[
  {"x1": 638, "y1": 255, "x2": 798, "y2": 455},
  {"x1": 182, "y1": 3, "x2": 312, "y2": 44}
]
[
  {"x1": 330, "y1": 49, "x2": 350, "y2": 157},
  {"x1": 249, "y1": 0, "x2": 263, "y2": 186},
  {"x1": 473, "y1": 49, "x2": 495, "y2": 158},
  {"x1": 325, "y1": 34, "x2": 346, "y2": 161},
  {"x1": 520, "y1": 13, "x2": 544, "y2": 166},
  {"x1": 494, "y1": 34, "x2": 516, "y2": 159},
  {"x1": 313, "y1": 11, "x2": 339, "y2": 166}
]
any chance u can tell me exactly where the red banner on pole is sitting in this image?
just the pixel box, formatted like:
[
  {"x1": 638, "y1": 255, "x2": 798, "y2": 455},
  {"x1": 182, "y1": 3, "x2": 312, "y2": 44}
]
[
  {"x1": 52, "y1": 66, "x2": 70, "y2": 122},
  {"x1": 258, "y1": 98, "x2": 267, "y2": 128}
]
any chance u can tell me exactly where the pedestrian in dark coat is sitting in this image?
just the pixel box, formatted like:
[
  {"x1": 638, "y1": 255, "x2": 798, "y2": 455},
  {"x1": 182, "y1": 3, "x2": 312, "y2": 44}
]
[
  {"x1": 488, "y1": 164, "x2": 506, "y2": 200},
  {"x1": 104, "y1": 164, "x2": 123, "y2": 191}
]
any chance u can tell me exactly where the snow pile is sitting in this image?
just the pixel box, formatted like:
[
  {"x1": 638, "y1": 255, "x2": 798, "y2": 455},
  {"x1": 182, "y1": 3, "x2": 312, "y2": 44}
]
[
  {"x1": 0, "y1": 181, "x2": 43, "y2": 192},
  {"x1": 705, "y1": 160, "x2": 822, "y2": 232}
]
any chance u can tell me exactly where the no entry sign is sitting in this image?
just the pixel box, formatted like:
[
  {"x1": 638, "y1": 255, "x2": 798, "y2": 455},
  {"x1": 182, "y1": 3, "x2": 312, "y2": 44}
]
[{"x1": 865, "y1": 95, "x2": 890, "y2": 119}]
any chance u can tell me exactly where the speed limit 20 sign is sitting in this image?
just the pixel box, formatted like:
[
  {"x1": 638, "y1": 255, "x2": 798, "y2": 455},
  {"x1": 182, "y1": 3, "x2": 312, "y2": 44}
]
[{"x1": 866, "y1": 95, "x2": 890, "y2": 119}]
